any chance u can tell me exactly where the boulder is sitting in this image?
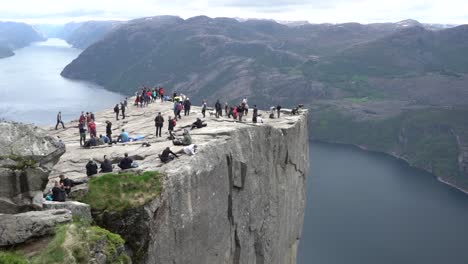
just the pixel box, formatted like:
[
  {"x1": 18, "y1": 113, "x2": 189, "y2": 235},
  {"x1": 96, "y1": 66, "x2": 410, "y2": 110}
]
[
  {"x1": 0, "y1": 209, "x2": 72, "y2": 246},
  {"x1": 0, "y1": 122, "x2": 65, "y2": 214},
  {"x1": 43, "y1": 201, "x2": 92, "y2": 222}
]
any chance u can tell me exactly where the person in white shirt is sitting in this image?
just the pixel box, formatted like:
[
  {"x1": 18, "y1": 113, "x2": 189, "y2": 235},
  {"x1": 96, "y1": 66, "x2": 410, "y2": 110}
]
[{"x1": 177, "y1": 144, "x2": 198, "y2": 156}]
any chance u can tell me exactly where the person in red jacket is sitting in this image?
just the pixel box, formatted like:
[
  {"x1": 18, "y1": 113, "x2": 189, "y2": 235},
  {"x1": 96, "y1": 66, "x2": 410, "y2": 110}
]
[
  {"x1": 159, "y1": 87, "x2": 165, "y2": 102},
  {"x1": 88, "y1": 120, "x2": 97, "y2": 137}
]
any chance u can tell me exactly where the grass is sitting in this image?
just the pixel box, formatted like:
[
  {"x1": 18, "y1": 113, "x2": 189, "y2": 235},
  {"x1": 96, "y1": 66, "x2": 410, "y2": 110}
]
[
  {"x1": 1, "y1": 219, "x2": 129, "y2": 264},
  {"x1": 81, "y1": 171, "x2": 162, "y2": 212}
]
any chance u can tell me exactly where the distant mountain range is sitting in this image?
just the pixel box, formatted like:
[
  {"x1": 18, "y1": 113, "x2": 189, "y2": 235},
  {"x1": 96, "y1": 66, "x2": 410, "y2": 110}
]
[
  {"x1": 59, "y1": 15, "x2": 468, "y2": 192},
  {"x1": 0, "y1": 22, "x2": 44, "y2": 58}
]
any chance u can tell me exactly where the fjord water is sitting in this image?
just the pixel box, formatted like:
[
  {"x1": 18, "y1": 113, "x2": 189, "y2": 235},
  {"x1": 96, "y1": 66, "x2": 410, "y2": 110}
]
[
  {"x1": 0, "y1": 38, "x2": 123, "y2": 125},
  {"x1": 298, "y1": 141, "x2": 468, "y2": 264}
]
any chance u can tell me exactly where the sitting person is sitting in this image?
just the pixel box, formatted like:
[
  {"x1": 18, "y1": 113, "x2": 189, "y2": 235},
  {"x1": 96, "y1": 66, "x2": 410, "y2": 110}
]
[
  {"x1": 51, "y1": 181, "x2": 66, "y2": 202},
  {"x1": 117, "y1": 129, "x2": 129, "y2": 143},
  {"x1": 292, "y1": 107, "x2": 299, "y2": 115},
  {"x1": 173, "y1": 129, "x2": 192, "y2": 146},
  {"x1": 100, "y1": 134, "x2": 110, "y2": 144},
  {"x1": 118, "y1": 153, "x2": 133, "y2": 170},
  {"x1": 86, "y1": 159, "x2": 98, "y2": 177},
  {"x1": 176, "y1": 144, "x2": 198, "y2": 156},
  {"x1": 83, "y1": 135, "x2": 97, "y2": 148},
  {"x1": 100, "y1": 155, "x2": 113, "y2": 173},
  {"x1": 191, "y1": 118, "x2": 207, "y2": 129},
  {"x1": 159, "y1": 147, "x2": 179, "y2": 163},
  {"x1": 59, "y1": 174, "x2": 74, "y2": 195}
]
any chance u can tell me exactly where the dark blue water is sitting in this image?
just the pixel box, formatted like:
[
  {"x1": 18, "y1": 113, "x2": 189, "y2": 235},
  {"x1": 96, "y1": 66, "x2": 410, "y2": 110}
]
[
  {"x1": 298, "y1": 141, "x2": 468, "y2": 264},
  {"x1": 0, "y1": 38, "x2": 123, "y2": 125}
]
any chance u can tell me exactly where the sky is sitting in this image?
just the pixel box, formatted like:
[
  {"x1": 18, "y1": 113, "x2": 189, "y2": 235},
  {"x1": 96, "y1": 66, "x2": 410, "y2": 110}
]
[{"x1": 0, "y1": 0, "x2": 467, "y2": 24}]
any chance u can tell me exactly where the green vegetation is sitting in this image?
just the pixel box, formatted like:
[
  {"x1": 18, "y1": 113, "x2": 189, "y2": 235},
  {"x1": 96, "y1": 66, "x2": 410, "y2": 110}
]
[
  {"x1": 81, "y1": 171, "x2": 162, "y2": 212},
  {"x1": 0, "y1": 155, "x2": 37, "y2": 170},
  {"x1": 1, "y1": 220, "x2": 129, "y2": 264},
  {"x1": 311, "y1": 107, "x2": 467, "y2": 186},
  {"x1": 0, "y1": 251, "x2": 28, "y2": 264}
]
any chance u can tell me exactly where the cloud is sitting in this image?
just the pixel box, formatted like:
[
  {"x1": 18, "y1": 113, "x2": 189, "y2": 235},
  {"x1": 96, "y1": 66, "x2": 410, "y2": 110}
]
[{"x1": 0, "y1": 0, "x2": 466, "y2": 24}]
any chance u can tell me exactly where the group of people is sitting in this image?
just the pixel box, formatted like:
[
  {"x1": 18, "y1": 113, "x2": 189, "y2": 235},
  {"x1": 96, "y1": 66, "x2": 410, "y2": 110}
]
[
  {"x1": 47, "y1": 174, "x2": 83, "y2": 202},
  {"x1": 52, "y1": 88, "x2": 300, "y2": 202}
]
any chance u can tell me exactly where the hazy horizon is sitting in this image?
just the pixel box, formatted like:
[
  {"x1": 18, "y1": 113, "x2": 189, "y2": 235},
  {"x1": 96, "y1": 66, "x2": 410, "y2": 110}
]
[{"x1": 0, "y1": 0, "x2": 466, "y2": 25}]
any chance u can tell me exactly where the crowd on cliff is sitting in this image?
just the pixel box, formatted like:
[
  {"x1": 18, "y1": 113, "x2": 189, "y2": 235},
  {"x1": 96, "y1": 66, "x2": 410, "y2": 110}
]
[{"x1": 50, "y1": 84, "x2": 303, "y2": 201}]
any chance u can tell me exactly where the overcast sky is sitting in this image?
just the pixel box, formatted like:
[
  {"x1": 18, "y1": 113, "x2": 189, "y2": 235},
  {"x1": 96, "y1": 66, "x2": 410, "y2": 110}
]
[{"x1": 0, "y1": 0, "x2": 466, "y2": 24}]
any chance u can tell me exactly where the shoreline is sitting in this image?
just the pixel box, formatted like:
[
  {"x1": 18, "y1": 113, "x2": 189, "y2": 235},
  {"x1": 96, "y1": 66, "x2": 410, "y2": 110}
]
[{"x1": 311, "y1": 139, "x2": 468, "y2": 195}]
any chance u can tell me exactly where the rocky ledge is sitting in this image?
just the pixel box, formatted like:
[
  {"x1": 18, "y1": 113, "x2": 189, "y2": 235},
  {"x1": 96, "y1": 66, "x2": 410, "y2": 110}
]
[{"x1": 47, "y1": 100, "x2": 309, "y2": 263}]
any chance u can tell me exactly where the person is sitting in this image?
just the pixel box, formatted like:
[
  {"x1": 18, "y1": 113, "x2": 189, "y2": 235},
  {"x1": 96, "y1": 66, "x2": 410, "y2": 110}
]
[
  {"x1": 191, "y1": 118, "x2": 207, "y2": 129},
  {"x1": 177, "y1": 144, "x2": 198, "y2": 156},
  {"x1": 117, "y1": 129, "x2": 129, "y2": 143},
  {"x1": 90, "y1": 112, "x2": 95, "y2": 121},
  {"x1": 79, "y1": 111, "x2": 86, "y2": 124},
  {"x1": 292, "y1": 107, "x2": 299, "y2": 115},
  {"x1": 100, "y1": 155, "x2": 113, "y2": 173},
  {"x1": 52, "y1": 181, "x2": 66, "y2": 202},
  {"x1": 118, "y1": 153, "x2": 133, "y2": 170},
  {"x1": 201, "y1": 100, "x2": 207, "y2": 118},
  {"x1": 241, "y1": 98, "x2": 248, "y2": 116},
  {"x1": 159, "y1": 87, "x2": 165, "y2": 102},
  {"x1": 173, "y1": 129, "x2": 192, "y2": 146},
  {"x1": 224, "y1": 102, "x2": 229, "y2": 116},
  {"x1": 252, "y1": 105, "x2": 258, "y2": 123},
  {"x1": 184, "y1": 98, "x2": 191, "y2": 116},
  {"x1": 114, "y1": 104, "x2": 120, "y2": 120},
  {"x1": 238, "y1": 104, "x2": 244, "y2": 122},
  {"x1": 215, "y1": 100, "x2": 222, "y2": 118},
  {"x1": 99, "y1": 134, "x2": 110, "y2": 144},
  {"x1": 159, "y1": 147, "x2": 179, "y2": 163},
  {"x1": 154, "y1": 112, "x2": 164, "y2": 137},
  {"x1": 84, "y1": 135, "x2": 97, "y2": 148},
  {"x1": 88, "y1": 120, "x2": 97, "y2": 137},
  {"x1": 276, "y1": 104, "x2": 282, "y2": 118},
  {"x1": 55, "y1": 111, "x2": 65, "y2": 130},
  {"x1": 106, "y1": 121, "x2": 112, "y2": 142},
  {"x1": 86, "y1": 112, "x2": 91, "y2": 125},
  {"x1": 168, "y1": 116, "x2": 175, "y2": 140},
  {"x1": 59, "y1": 175, "x2": 73, "y2": 195},
  {"x1": 124, "y1": 97, "x2": 128, "y2": 110},
  {"x1": 176, "y1": 102, "x2": 183, "y2": 120},
  {"x1": 86, "y1": 159, "x2": 98, "y2": 177},
  {"x1": 121, "y1": 102, "x2": 126, "y2": 119},
  {"x1": 79, "y1": 122, "x2": 87, "y2": 146}
]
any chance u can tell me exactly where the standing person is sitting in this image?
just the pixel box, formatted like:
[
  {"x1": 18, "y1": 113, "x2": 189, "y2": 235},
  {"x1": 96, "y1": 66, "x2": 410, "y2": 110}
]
[
  {"x1": 105, "y1": 121, "x2": 112, "y2": 142},
  {"x1": 55, "y1": 111, "x2": 65, "y2": 130},
  {"x1": 201, "y1": 100, "x2": 207, "y2": 118},
  {"x1": 184, "y1": 98, "x2": 191, "y2": 116},
  {"x1": 90, "y1": 112, "x2": 95, "y2": 121},
  {"x1": 252, "y1": 105, "x2": 258, "y2": 123},
  {"x1": 276, "y1": 104, "x2": 282, "y2": 118},
  {"x1": 159, "y1": 87, "x2": 165, "y2": 102},
  {"x1": 224, "y1": 102, "x2": 229, "y2": 116},
  {"x1": 124, "y1": 97, "x2": 128, "y2": 110},
  {"x1": 168, "y1": 116, "x2": 175, "y2": 140},
  {"x1": 88, "y1": 120, "x2": 97, "y2": 137},
  {"x1": 176, "y1": 102, "x2": 183, "y2": 120},
  {"x1": 79, "y1": 122, "x2": 87, "y2": 146},
  {"x1": 114, "y1": 104, "x2": 120, "y2": 120},
  {"x1": 79, "y1": 111, "x2": 86, "y2": 124},
  {"x1": 86, "y1": 112, "x2": 91, "y2": 126},
  {"x1": 238, "y1": 104, "x2": 244, "y2": 122},
  {"x1": 215, "y1": 100, "x2": 222, "y2": 118},
  {"x1": 121, "y1": 102, "x2": 126, "y2": 119},
  {"x1": 154, "y1": 112, "x2": 164, "y2": 137}
]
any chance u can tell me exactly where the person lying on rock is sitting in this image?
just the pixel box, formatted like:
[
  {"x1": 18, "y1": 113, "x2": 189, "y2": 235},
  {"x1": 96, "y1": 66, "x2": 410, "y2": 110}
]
[
  {"x1": 100, "y1": 155, "x2": 113, "y2": 173},
  {"x1": 176, "y1": 144, "x2": 198, "y2": 156},
  {"x1": 191, "y1": 118, "x2": 207, "y2": 130},
  {"x1": 173, "y1": 129, "x2": 192, "y2": 146},
  {"x1": 118, "y1": 153, "x2": 133, "y2": 170},
  {"x1": 159, "y1": 147, "x2": 179, "y2": 163},
  {"x1": 52, "y1": 181, "x2": 66, "y2": 202},
  {"x1": 86, "y1": 159, "x2": 98, "y2": 177}
]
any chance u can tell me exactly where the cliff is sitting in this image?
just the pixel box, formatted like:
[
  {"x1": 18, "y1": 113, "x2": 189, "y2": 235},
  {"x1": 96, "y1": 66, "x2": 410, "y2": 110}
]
[
  {"x1": 0, "y1": 21, "x2": 45, "y2": 58},
  {"x1": 47, "y1": 100, "x2": 309, "y2": 263}
]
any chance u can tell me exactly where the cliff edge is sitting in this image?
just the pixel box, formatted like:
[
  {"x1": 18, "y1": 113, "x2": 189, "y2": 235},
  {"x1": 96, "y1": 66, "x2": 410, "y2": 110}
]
[{"x1": 47, "y1": 101, "x2": 309, "y2": 263}]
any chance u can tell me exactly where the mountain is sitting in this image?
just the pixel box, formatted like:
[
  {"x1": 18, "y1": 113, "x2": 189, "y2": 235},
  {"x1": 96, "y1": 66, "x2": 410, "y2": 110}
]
[
  {"x1": 0, "y1": 22, "x2": 45, "y2": 58},
  {"x1": 58, "y1": 21, "x2": 125, "y2": 49},
  {"x1": 61, "y1": 15, "x2": 468, "y2": 191}
]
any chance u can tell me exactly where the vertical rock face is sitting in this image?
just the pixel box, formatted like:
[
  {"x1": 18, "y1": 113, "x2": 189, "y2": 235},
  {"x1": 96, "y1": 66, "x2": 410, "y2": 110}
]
[
  {"x1": 0, "y1": 122, "x2": 65, "y2": 214},
  {"x1": 95, "y1": 113, "x2": 309, "y2": 263}
]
